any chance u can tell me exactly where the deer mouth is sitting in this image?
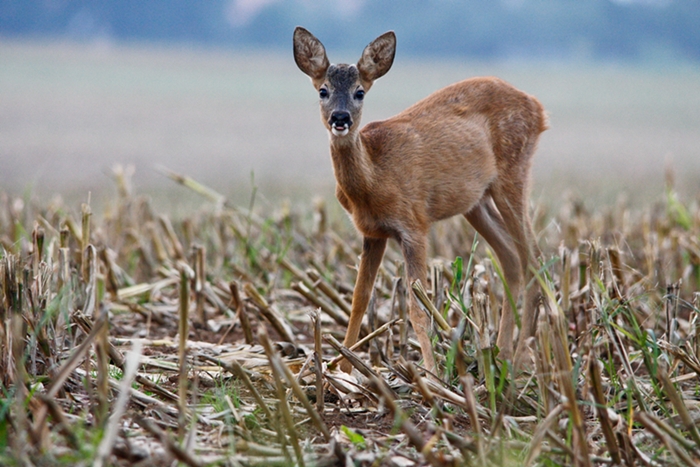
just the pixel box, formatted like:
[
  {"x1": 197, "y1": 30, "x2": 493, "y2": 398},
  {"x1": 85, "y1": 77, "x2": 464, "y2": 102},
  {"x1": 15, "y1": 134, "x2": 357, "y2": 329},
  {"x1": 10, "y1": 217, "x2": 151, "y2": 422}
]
[{"x1": 331, "y1": 123, "x2": 350, "y2": 137}]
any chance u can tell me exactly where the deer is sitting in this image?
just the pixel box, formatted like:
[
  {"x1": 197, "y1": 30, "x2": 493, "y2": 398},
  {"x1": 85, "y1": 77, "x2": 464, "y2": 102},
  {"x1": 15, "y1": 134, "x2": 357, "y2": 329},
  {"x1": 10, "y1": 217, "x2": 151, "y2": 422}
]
[{"x1": 293, "y1": 27, "x2": 547, "y2": 376}]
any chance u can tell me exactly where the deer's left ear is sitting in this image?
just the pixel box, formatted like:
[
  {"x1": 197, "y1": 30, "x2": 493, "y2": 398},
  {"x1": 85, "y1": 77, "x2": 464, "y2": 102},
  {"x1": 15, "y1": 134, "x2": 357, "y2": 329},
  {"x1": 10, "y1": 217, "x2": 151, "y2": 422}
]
[{"x1": 357, "y1": 31, "x2": 396, "y2": 85}]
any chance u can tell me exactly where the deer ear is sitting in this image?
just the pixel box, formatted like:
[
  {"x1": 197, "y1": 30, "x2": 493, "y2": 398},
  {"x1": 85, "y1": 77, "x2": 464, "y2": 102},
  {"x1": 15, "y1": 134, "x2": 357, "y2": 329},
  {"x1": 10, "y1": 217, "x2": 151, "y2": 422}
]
[
  {"x1": 357, "y1": 31, "x2": 396, "y2": 84},
  {"x1": 293, "y1": 27, "x2": 330, "y2": 81}
]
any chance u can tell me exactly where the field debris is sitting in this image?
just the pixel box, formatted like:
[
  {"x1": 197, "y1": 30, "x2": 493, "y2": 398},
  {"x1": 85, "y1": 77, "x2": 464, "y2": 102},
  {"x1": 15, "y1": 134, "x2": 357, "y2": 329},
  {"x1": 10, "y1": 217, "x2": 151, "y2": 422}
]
[{"x1": 1, "y1": 169, "x2": 700, "y2": 466}]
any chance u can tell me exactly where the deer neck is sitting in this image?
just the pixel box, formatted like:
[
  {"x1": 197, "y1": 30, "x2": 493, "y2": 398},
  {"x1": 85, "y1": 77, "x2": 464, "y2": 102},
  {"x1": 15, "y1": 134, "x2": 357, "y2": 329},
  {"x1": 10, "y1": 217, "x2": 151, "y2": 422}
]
[{"x1": 329, "y1": 133, "x2": 375, "y2": 198}]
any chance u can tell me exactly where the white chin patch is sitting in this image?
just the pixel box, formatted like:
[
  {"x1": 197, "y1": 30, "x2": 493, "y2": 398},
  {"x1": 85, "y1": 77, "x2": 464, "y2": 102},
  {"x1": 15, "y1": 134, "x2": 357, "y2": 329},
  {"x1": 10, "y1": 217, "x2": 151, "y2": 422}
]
[{"x1": 331, "y1": 127, "x2": 349, "y2": 137}]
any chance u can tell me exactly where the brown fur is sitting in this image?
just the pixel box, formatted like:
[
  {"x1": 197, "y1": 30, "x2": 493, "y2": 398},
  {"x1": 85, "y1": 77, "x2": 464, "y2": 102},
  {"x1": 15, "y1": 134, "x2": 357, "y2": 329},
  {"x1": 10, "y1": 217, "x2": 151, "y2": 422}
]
[{"x1": 293, "y1": 27, "x2": 547, "y2": 375}]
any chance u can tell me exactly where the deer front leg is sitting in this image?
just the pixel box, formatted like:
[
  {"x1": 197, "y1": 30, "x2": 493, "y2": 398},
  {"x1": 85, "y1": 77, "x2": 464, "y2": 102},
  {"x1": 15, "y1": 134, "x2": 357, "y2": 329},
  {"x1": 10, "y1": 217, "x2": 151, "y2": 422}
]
[
  {"x1": 340, "y1": 236, "x2": 387, "y2": 373},
  {"x1": 401, "y1": 234, "x2": 437, "y2": 376}
]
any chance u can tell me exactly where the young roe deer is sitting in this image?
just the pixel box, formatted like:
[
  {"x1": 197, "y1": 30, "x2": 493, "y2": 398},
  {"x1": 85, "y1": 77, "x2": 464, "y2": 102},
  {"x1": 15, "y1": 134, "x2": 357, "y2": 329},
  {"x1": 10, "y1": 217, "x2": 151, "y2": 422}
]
[{"x1": 293, "y1": 27, "x2": 547, "y2": 375}]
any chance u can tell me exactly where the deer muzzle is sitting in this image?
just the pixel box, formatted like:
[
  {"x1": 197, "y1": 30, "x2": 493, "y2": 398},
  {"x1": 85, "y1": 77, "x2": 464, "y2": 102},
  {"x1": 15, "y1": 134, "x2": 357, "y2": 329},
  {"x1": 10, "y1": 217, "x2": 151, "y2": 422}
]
[{"x1": 329, "y1": 111, "x2": 352, "y2": 136}]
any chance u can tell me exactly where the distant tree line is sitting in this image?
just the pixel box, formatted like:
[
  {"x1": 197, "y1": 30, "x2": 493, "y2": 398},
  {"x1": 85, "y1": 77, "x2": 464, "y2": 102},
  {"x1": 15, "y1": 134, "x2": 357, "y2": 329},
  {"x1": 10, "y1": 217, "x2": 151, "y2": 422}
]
[{"x1": 1, "y1": 0, "x2": 699, "y2": 61}]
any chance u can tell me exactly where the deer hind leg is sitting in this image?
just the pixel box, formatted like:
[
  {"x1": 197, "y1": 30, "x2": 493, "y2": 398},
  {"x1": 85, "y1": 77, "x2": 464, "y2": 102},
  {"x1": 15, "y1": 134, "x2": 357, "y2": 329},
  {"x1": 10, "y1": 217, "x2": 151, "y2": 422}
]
[
  {"x1": 489, "y1": 177, "x2": 541, "y2": 367},
  {"x1": 399, "y1": 232, "x2": 437, "y2": 376},
  {"x1": 465, "y1": 198, "x2": 523, "y2": 361},
  {"x1": 341, "y1": 236, "x2": 387, "y2": 373}
]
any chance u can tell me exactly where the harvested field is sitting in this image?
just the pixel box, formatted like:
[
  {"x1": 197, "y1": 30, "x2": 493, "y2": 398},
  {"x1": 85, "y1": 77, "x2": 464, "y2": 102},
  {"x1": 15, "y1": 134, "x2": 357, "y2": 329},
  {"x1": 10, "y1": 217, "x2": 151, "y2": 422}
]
[{"x1": 1, "y1": 167, "x2": 700, "y2": 466}]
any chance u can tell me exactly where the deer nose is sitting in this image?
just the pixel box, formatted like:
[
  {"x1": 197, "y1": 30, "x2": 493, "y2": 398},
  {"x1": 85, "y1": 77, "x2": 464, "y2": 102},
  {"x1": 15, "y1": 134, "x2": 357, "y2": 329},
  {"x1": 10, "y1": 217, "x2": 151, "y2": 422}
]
[{"x1": 330, "y1": 111, "x2": 352, "y2": 129}]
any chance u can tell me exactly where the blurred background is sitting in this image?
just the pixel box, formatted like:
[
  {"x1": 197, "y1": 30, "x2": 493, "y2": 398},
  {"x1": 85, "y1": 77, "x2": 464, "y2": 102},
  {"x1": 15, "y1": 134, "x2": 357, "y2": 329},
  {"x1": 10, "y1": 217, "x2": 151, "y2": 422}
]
[{"x1": 1, "y1": 0, "x2": 699, "y2": 211}]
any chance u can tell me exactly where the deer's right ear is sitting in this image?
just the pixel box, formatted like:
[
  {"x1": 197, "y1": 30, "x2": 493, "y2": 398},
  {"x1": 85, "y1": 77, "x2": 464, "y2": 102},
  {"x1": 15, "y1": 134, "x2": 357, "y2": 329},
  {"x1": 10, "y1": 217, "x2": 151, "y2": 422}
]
[{"x1": 293, "y1": 27, "x2": 330, "y2": 81}]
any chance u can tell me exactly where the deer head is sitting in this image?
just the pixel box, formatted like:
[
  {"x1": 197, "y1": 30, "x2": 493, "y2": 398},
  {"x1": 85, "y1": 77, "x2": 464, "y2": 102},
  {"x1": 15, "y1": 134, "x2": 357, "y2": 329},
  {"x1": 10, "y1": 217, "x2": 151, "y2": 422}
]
[{"x1": 293, "y1": 27, "x2": 396, "y2": 138}]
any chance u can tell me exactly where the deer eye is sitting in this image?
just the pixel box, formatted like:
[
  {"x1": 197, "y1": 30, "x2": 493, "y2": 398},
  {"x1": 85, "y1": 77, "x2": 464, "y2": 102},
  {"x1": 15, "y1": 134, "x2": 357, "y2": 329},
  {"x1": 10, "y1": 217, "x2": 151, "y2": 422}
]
[
  {"x1": 319, "y1": 88, "x2": 329, "y2": 99},
  {"x1": 354, "y1": 89, "x2": 365, "y2": 100}
]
